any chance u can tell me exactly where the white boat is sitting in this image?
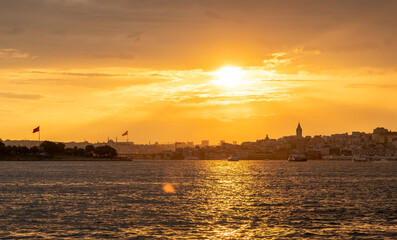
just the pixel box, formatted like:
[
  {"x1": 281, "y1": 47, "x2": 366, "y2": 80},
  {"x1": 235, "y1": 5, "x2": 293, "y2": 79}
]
[
  {"x1": 288, "y1": 154, "x2": 307, "y2": 162},
  {"x1": 352, "y1": 155, "x2": 375, "y2": 162},
  {"x1": 227, "y1": 155, "x2": 239, "y2": 161}
]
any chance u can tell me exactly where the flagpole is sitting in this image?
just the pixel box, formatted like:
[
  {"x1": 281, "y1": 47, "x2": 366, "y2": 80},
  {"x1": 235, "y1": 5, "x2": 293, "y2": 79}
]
[
  {"x1": 39, "y1": 126, "x2": 40, "y2": 144},
  {"x1": 122, "y1": 130, "x2": 129, "y2": 142}
]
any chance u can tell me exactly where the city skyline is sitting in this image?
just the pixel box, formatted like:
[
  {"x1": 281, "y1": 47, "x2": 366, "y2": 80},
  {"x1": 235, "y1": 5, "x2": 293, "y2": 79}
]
[
  {"x1": 3, "y1": 124, "x2": 396, "y2": 161},
  {"x1": 1, "y1": 1, "x2": 397, "y2": 143},
  {"x1": 3, "y1": 123, "x2": 396, "y2": 147}
]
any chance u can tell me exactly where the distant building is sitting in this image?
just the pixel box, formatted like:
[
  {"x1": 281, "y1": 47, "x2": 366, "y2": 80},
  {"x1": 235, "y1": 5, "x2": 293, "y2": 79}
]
[
  {"x1": 187, "y1": 141, "x2": 194, "y2": 148},
  {"x1": 296, "y1": 122, "x2": 303, "y2": 138},
  {"x1": 373, "y1": 127, "x2": 389, "y2": 135},
  {"x1": 201, "y1": 140, "x2": 209, "y2": 147},
  {"x1": 372, "y1": 127, "x2": 397, "y2": 144},
  {"x1": 175, "y1": 142, "x2": 187, "y2": 149}
]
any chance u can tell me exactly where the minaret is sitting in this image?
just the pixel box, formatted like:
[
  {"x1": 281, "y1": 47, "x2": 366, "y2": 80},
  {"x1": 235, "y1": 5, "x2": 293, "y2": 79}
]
[{"x1": 296, "y1": 122, "x2": 302, "y2": 138}]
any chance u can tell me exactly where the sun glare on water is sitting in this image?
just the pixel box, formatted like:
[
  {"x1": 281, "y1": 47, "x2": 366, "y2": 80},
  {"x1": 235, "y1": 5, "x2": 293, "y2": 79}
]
[{"x1": 213, "y1": 66, "x2": 246, "y2": 87}]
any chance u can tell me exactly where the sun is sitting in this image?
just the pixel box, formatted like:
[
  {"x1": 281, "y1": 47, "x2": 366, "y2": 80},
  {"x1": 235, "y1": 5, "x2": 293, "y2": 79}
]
[{"x1": 213, "y1": 66, "x2": 245, "y2": 87}]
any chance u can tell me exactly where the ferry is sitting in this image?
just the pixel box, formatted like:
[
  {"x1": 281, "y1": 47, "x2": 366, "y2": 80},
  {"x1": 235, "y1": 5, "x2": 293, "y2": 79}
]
[
  {"x1": 288, "y1": 154, "x2": 307, "y2": 162},
  {"x1": 227, "y1": 155, "x2": 239, "y2": 161}
]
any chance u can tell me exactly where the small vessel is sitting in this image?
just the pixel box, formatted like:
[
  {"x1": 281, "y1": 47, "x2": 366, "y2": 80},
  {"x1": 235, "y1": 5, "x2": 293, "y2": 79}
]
[
  {"x1": 288, "y1": 154, "x2": 307, "y2": 162},
  {"x1": 352, "y1": 155, "x2": 375, "y2": 162},
  {"x1": 228, "y1": 155, "x2": 239, "y2": 161}
]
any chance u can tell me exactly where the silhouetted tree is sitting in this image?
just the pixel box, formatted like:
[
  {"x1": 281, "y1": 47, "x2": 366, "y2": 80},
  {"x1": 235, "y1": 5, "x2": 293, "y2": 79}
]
[
  {"x1": 40, "y1": 141, "x2": 65, "y2": 155},
  {"x1": 3, "y1": 146, "x2": 12, "y2": 155},
  {"x1": 74, "y1": 148, "x2": 85, "y2": 157},
  {"x1": 57, "y1": 143, "x2": 65, "y2": 154},
  {"x1": 64, "y1": 148, "x2": 74, "y2": 155},
  {"x1": 85, "y1": 152, "x2": 94, "y2": 158},
  {"x1": 85, "y1": 144, "x2": 95, "y2": 153},
  {"x1": 93, "y1": 145, "x2": 117, "y2": 158},
  {"x1": 30, "y1": 146, "x2": 39, "y2": 154},
  {"x1": 10, "y1": 146, "x2": 18, "y2": 155},
  {"x1": 84, "y1": 144, "x2": 95, "y2": 157},
  {"x1": 16, "y1": 146, "x2": 29, "y2": 155},
  {"x1": 0, "y1": 141, "x2": 6, "y2": 155}
]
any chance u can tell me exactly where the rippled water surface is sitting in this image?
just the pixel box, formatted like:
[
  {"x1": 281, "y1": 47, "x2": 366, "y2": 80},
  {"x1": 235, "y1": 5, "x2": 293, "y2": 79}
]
[{"x1": 0, "y1": 160, "x2": 396, "y2": 239}]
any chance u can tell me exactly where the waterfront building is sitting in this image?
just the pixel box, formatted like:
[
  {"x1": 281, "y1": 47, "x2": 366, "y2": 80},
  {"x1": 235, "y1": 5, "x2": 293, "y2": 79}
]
[
  {"x1": 296, "y1": 123, "x2": 303, "y2": 138},
  {"x1": 265, "y1": 134, "x2": 269, "y2": 141},
  {"x1": 372, "y1": 127, "x2": 397, "y2": 144},
  {"x1": 201, "y1": 140, "x2": 209, "y2": 147}
]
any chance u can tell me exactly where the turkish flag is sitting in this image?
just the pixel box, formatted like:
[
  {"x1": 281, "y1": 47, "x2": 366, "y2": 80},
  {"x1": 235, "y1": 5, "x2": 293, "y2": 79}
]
[
  {"x1": 33, "y1": 126, "x2": 40, "y2": 133},
  {"x1": 122, "y1": 130, "x2": 128, "y2": 136}
]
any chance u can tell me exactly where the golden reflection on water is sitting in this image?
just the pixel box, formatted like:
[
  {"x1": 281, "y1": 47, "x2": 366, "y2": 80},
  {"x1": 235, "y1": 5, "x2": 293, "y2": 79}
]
[
  {"x1": 203, "y1": 161, "x2": 255, "y2": 238},
  {"x1": 200, "y1": 160, "x2": 291, "y2": 239}
]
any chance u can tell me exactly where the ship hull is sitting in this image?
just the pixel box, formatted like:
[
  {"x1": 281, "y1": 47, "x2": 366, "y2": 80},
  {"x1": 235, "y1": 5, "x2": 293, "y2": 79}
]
[{"x1": 288, "y1": 154, "x2": 307, "y2": 162}]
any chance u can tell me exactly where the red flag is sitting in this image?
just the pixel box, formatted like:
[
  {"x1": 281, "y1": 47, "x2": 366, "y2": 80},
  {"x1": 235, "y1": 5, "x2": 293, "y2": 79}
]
[
  {"x1": 33, "y1": 126, "x2": 40, "y2": 133},
  {"x1": 122, "y1": 130, "x2": 128, "y2": 136}
]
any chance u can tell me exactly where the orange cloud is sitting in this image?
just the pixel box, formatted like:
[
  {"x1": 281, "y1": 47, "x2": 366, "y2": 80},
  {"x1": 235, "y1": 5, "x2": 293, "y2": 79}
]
[{"x1": 0, "y1": 49, "x2": 31, "y2": 58}]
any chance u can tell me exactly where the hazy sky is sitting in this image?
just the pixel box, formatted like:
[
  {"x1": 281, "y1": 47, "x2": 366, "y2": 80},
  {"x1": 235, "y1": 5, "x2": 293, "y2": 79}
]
[{"x1": 1, "y1": 0, "x2": 397, "y2": 144}]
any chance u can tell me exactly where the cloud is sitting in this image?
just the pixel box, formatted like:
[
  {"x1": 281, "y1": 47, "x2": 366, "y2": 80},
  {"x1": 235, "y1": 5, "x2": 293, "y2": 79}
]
[
  {"x1": 293, "y1": 48, "x2": 321, "y2": 55},
  {"x1": 0, "y1": 92, "x2": 43, "y2": 100},
  {"x1": 263, "y1": 52, "x2": 292, "y2": 68},
  {"x1": 150, "y1": 73, "x2": 162, "y2": 77},
  {"x1": 11, "y1": 79, "x2": 65, "y2": 86},
  {"x1": 176, "y1": 94, "x2": 283, "y2": 105},
  {"x1": 11, "y1": 77, "x2": 170, "y2": 89},
  {"x1": 261, "y1": 79, "x2": 314, "y2": 82},
  {"x1": 28, "y1": 70, "x2": 129, "y2": 77},
  {"x1": 88, "y1": 51, "x2": 136, "y2": 60},
  {"x1": 1, "y1": 0, "x2": 396, "y2": 70},
  {"x1": 61, "y1": 72, "x2": 129, "y2": 77},
  {"x1": 0, "y1": 49, "x2": 31, "y2": 58},
  {"x1": 346, "y1": 83, "x2": 397, "y2": 90},
  {"x1": 126, "y1": 31, "x2": 144, "y2": 41}
]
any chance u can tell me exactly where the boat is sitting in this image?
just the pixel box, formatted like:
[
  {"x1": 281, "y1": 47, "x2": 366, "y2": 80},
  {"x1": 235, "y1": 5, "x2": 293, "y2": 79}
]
[
  {"x1": 352, "y1": 155, "x2": 375, "y2": 162},
  {"x1": 288, "y1": 154, "x2": 307, "y2": 162},
  {"x1": 227, "y1": 155, "x2": 239, "y2": 161}
]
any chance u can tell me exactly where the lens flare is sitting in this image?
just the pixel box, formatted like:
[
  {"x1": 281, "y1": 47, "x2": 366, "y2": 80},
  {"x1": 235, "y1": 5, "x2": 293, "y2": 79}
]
[{"x1": 162, "y1": 183, "x2": 176, "y2": 193}]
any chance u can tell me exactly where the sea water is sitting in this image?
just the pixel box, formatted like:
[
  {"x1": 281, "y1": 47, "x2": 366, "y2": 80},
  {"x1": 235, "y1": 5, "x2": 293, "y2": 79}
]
[{"x1": 0, "y1": 160, "x2": 396, "y2": 239}]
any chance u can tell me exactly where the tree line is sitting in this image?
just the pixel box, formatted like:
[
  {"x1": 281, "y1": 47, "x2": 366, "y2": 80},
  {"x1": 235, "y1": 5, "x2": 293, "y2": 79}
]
[{"x1": 0, "y1": 140, "x2": 117, "y2": 159}]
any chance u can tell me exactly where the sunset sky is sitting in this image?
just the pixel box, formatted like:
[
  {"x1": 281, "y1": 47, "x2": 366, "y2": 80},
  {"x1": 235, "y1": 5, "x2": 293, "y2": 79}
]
[{"x1": 1, "y1": 0, "x2": 397, "y2": 144}]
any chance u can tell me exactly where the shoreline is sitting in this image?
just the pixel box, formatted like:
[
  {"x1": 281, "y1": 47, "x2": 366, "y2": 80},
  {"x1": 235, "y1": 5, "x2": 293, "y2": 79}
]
[
  {"x1": 1, "y1": 158, "x2": 395, "y2": 162},
  {"x1": 0, "y1": 156, "x2": 131, "y2": 161}
]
